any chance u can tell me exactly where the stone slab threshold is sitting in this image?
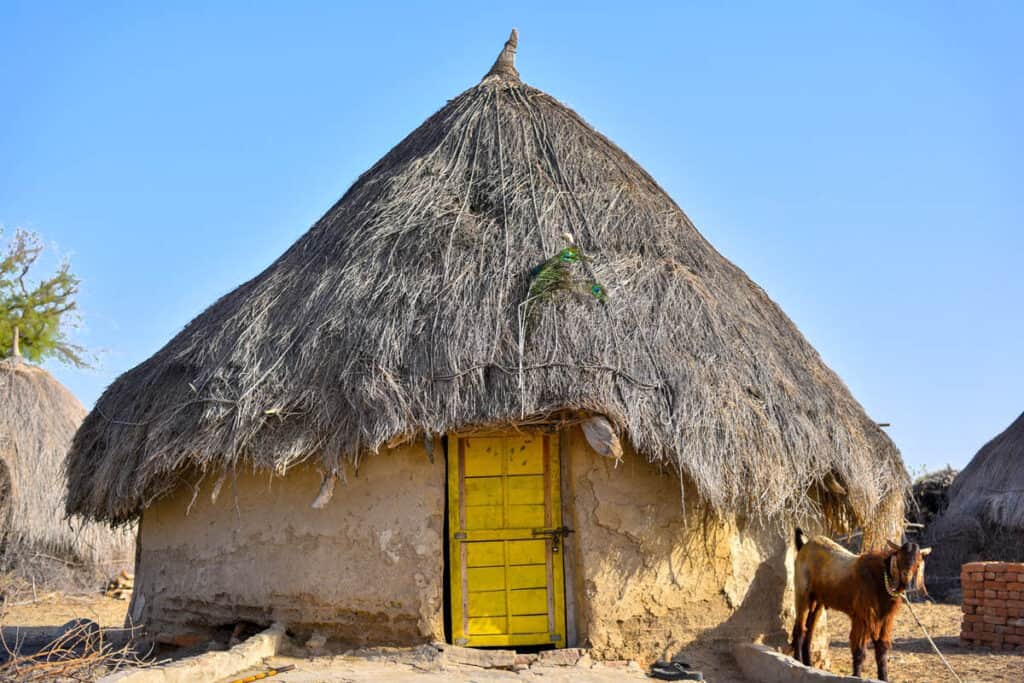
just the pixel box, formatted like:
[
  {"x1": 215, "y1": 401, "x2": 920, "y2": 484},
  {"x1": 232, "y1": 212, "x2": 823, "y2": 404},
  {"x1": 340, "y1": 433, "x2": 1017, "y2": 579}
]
[{"x1": 735, "y1": 643, "x2": 882, "y2": 683}]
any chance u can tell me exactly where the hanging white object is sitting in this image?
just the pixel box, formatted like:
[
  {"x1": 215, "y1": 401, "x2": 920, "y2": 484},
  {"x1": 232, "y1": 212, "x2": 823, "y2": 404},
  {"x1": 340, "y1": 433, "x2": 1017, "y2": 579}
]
[{"x1": 582, "y1": 416, "x2": 622, "y2": 463}]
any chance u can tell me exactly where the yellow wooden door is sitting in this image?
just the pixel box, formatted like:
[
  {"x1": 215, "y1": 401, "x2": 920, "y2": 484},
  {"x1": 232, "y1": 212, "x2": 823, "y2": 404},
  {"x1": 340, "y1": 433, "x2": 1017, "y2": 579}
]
[{"x1": 448, "y1": 431, "x2": 567, "y2": 647}]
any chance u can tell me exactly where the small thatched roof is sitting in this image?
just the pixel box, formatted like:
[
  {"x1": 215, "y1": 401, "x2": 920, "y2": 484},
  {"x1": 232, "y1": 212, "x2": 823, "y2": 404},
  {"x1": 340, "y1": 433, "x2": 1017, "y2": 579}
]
[
  {"x1": 0, "y1": 354, "x2": 133, "y2": 567},
  {"x1": 66, "y1": 31, "x2": 907, "y2": 530},
  {"x1": 910, "y1": 466, "x2": 958, "y2": 526}
]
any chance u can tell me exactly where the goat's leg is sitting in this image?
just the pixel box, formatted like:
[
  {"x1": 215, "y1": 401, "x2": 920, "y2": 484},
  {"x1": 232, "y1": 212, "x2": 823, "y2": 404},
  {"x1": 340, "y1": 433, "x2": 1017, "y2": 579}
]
[
  {"x1": 874, "y1": 619, "x2": 895, "y2": 681},
  {"x1": 849, "y1": 619, "x2": 869, "y2": 678},
  {"x1": 802, "y1": 602, "x2": 823, "y2": 666},
  {"x1": 791, "y1": 593, "x2": 811, "y2": 664}
]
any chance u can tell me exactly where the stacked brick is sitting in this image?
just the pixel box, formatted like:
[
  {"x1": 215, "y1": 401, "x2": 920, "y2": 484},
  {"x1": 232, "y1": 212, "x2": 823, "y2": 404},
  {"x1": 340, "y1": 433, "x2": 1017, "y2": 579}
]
[{"x1": 960, "y1": 561, "x2": 1024, "y2": 651}]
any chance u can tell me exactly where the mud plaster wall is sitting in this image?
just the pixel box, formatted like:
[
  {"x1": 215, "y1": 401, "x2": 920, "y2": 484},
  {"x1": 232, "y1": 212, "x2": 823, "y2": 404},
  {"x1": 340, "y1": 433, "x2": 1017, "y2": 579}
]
[
  {"x1": 563, "y1": 426, "x2": 793, "y2": 664},
  {"x1": 130, "y1": 443, "x2": 445, "y2": 645}
]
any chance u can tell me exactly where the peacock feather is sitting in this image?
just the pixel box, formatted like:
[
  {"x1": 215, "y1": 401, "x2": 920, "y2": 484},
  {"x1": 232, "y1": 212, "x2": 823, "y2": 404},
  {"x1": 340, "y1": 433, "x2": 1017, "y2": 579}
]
[{"x1": 522, "y1": 244, "x2": 607, "y2": 337}]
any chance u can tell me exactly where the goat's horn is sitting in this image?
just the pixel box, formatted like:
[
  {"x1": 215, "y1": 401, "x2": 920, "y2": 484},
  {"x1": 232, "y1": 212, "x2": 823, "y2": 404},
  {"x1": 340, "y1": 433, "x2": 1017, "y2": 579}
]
[
  {"x1": 886, "y1": 540, "x2": 900, "y2": 551},
  {"x1": 920, "y1": 547, "x2": 932, "y2": 556}
]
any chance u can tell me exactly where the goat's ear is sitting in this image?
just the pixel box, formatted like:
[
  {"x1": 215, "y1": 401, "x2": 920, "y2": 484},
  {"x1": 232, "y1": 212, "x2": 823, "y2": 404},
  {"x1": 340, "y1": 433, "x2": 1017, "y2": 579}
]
[
  {"x1": 914, "y1": 559, "x2": 929, "y2": 595},
  {"x1": 886, "y1": 540, "x2": 900, "y2": 552},
  {"x1": 920, "y1": 547, "x2": 932, "y2": 556}
]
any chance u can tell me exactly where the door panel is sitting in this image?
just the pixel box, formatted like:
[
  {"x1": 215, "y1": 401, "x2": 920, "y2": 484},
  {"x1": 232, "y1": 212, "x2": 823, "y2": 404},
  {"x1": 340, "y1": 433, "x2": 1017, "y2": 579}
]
[{"x1": 449, "y1": 431, "x2": 566, "y2": 647}]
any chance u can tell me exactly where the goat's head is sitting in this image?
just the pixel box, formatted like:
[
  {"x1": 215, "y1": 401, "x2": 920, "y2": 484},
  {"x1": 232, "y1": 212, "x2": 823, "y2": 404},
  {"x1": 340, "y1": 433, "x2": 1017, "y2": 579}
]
[{"x1": 885, "y1": 540, "x2": 932, "y2": 596}]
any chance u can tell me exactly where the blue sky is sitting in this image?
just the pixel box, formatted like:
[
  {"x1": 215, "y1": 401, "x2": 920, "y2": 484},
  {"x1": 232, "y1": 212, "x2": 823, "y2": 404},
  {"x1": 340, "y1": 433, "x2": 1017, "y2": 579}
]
[{"x1": 1, "y1": 2, "x2": 1021, "y2": 475}]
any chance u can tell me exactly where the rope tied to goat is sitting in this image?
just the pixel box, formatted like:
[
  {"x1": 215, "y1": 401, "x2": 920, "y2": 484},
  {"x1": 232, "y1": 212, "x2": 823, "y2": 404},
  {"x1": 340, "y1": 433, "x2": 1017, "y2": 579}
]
[{"x1": 901, "y1": 595, "x2": 963, "y2": 683}]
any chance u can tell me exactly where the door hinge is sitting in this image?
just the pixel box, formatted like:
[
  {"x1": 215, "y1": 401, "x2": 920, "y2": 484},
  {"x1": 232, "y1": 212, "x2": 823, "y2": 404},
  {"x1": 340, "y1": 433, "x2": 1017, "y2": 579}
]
[
  {"x1": 550, "y1": 633, "x2": 562, "y2": 642},
  {"x1": 454, "y1": 532, "x2": 467, "y2": 540}
]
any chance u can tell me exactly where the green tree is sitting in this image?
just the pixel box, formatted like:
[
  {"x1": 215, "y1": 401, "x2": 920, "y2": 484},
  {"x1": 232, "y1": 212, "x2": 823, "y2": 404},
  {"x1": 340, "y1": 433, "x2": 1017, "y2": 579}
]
[{"x1": 0, "y1": 228, "x2": 88, "y2": 368}]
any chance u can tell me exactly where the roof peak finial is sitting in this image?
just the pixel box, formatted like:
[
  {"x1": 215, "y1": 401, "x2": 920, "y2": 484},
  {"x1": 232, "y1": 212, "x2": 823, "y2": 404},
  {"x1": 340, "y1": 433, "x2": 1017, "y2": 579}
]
[
  {"x1": 482, "y1": 29, "x2": 520, "y2": 83},
  {"x1": 8, "y1": 325, "x2": 22, "y2": 362}
]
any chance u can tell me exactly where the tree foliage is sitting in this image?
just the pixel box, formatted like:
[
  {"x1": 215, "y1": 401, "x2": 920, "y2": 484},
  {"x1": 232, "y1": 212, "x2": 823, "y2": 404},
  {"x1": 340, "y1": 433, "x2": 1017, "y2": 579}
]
[{"x1": 0, "y1": 228, "x2": 88, "y2": 368}]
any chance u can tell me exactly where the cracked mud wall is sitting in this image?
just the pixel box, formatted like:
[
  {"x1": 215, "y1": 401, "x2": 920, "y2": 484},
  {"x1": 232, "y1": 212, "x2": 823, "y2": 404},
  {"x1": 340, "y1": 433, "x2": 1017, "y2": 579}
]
[
  {"x1": 562, "y1": 426, "x2": 792, "y2": 664},
  {"x1": 130, "y1": 442, "x2": 445, "y2": 645}
]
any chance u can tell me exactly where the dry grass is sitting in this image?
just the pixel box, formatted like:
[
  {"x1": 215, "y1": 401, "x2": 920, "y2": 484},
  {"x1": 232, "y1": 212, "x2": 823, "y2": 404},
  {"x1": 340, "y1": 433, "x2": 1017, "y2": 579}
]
[
  {"x1": 826, "y1": 600, "x2": 1022, "y2": 683},
  {"x1": 0, "y1": 590, "x2": 149, "y2": 682},
  {"x1": 66, "y1": 31, "x2": 906, "y2": 540},
  {"x1": 0, "y1": 620, "x2": 148, "y2": 682}
]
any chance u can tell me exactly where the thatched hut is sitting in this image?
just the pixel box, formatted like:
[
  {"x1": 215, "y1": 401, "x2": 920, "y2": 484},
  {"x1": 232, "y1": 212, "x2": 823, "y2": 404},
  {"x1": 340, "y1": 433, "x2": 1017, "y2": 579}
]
[
  {"x1": 924, "y1": 412, "x2": 1024, "y2": 598},
  {"x1": 910, "y1": 466, "x2": 957, "y2": 527},
  {"x1": 65, "y1": 32, "x2": 906, "y2": 661},
  {"x1": 0, "y1": 341, "x2": 133, "y2": 585}
]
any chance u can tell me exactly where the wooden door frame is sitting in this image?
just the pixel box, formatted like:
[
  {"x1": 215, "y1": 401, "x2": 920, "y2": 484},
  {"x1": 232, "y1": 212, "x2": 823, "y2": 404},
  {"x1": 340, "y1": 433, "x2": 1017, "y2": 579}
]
[{"x1": 444, "y1": 427, "x2": 575, "y2": 648}]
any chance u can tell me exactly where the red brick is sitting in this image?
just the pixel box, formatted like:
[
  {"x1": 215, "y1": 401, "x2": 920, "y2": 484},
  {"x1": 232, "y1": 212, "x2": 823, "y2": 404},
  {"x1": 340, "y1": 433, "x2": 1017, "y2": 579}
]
[
  {"x1": 985, "y1": 571, "x2": 997, "y2": 580},
  {"x1": 1007, "y1": 582, "x2": 1024, "y2": 591},
  {"x1": 998, "y1": 590, "x2": 1010, "y2": 599},
  {"x1": 984, "y1": 622, "x2": 995, "y2": 632},
  {"x1": 962, "y1": 561, "x2": 988, "y2": 571},
  {"x1": 984, "y1": 614, "x2": 1007, "y2": 624},
  {"x1": 990, "y1": 580, "x2": 1009, "y2": 590},
  {"x1": 996, "y1": 624, "x2": 1013, "y2": 634},
  {"x1": 1006, "y1": 634, "x2": 1024, "y2": 644},
  {"x1": 963, "y1": 604, "x2": 976, "y2": 615},
  {"x1": 985, "y1": 589, "x2": 998, "y2": 599},
  {"x1": 1010, "y1": 591, "x2": 1021, "y2": 600}
]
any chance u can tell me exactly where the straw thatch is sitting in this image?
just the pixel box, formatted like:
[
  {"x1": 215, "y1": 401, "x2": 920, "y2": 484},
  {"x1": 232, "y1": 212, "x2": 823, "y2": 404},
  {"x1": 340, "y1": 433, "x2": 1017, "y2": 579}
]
[
  {"x1": 65, "y1": 31, "x2": 906, "y2": 532},
  {"x1": 924, "y1": 412, "x2": 1024, "y2": 590},
  {"x1": 0, "y1": 355, "x2": 133, "y2": 577}
]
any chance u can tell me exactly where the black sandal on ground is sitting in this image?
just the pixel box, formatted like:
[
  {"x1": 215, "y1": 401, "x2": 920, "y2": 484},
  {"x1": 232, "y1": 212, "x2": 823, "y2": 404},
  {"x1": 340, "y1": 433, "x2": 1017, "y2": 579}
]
[{"x1": 649, "y1": 660, "x2": 704, "y2": 681}]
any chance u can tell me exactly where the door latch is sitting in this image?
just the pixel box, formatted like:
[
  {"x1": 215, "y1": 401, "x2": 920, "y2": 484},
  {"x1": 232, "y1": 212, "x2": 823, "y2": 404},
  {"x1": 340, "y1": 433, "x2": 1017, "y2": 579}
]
[{"x1": 531, "y1": 526, "x2": 574, "y2": 552}]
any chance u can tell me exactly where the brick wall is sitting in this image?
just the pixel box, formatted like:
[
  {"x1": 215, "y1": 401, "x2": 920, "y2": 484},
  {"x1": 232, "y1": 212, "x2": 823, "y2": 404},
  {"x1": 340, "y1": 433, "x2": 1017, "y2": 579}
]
[{"x1": 959, "y1": 561, "x2": 1024, "y2": 651}]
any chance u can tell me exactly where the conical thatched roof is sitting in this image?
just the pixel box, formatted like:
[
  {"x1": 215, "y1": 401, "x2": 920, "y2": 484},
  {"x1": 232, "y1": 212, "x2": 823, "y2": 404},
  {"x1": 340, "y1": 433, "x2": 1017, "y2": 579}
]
[
  {"x1": 66, "y1": 31, "x2": 906, "y2": 529},
  {"x1": 938, "y1": 412, "x2": 1024, "y2": 533},
  {"x1": 923, "y1": 412, "x2": 1024, "y2": 591},
  {"x1": 0, "y1": 355, "x2": 133, "y2": 567}
]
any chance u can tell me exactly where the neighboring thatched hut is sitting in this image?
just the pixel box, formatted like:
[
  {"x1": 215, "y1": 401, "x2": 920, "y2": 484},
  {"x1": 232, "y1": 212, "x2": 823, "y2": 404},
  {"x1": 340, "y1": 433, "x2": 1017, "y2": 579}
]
[
  {"x1": 0, "y1": 342, "x2": 134, "y2": 586},
  {"x1": 925, "y1": 412, "x2": 1024, "y2": 598},
  {"x1": 65, "y1": 32, "x2": 907, "y2": 662},
  {"x1": 910, "y1": 466, "x2": 958, "y2": 527}
]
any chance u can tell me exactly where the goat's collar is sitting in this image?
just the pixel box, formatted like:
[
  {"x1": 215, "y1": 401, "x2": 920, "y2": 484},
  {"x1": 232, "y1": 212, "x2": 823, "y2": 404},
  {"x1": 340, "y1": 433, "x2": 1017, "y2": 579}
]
[{"x1": 883, "y1": 567, "x2": 904, "y2": 597}]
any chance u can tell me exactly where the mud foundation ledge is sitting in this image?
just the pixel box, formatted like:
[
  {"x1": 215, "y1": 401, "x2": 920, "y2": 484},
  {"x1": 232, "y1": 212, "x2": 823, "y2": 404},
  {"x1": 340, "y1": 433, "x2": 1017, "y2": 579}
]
[
  {"x1": 734, "y1": 643, "x2": 881, "y2": 683},
  {"x1": 99, "y1": 622, "x2": 285, "y2": 683}
]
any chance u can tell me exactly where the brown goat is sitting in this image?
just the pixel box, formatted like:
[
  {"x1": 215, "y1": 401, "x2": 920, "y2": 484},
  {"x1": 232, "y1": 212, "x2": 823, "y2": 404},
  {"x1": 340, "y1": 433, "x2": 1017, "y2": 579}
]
[{"x1": 791, "y1": 528, "x2": 930, "y2": 681}]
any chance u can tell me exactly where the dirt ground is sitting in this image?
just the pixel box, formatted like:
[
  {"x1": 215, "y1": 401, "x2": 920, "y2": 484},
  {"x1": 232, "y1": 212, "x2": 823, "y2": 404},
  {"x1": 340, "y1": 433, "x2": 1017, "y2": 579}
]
[
  {"x1": 1, "y1": 592, "x2": 128, "y2": 629},
  {"x1": 227, "y1": 655, "x2": 651, "y2": 683},
  {"x1": 3, "y1": 593, "x2": 1022, "y2": 682},
  {"x1": 826, "y1": 601, "x2": 1022, "y2": 683}
]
